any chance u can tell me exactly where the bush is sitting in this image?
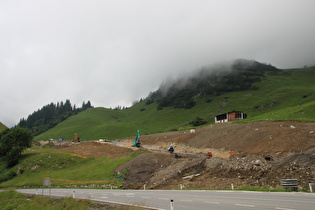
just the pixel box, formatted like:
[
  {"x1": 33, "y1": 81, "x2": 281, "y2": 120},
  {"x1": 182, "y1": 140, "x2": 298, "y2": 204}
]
[
  {"x1": 184, "y1": 99, "x2": 196, "y2": 109},
  {"x1": 190, "y1": 117, "x2": 207, "y2": 126},
  {"x1": 0, "y1": 127, "x2": 33, "y2": 167},
  {"x1": 42, "y1": 142, "x2": 55, "y2": 148}
]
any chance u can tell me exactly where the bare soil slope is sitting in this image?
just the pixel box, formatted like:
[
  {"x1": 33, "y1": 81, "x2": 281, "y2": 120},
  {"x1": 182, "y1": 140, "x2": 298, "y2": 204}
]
[
  {"x1": 138, "y1": 121, "x2": 315, "y2": 157},
  {"x1": 54, "y1": 121, "x2": 315, "y2": 190},
  {"x1": 59, "y1": 141, "x2": 134, "y2": 159}
]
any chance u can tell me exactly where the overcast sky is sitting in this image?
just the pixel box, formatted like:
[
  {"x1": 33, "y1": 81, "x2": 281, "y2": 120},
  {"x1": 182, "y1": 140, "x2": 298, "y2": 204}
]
[{"x1": 1, "y1": 0, "x2": 315, "y2": 127}]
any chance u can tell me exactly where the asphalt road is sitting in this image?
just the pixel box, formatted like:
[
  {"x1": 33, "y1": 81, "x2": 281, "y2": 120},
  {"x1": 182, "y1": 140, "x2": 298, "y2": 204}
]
[{"x1": 17, "y1": 189, "x2": 315, "y2": 210}]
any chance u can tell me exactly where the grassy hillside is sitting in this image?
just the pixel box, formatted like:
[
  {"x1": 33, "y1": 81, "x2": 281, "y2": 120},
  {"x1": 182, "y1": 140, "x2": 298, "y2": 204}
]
[
  {"x1": 0, "y1": 145, "x2": 142, "y2": 188},
  {"x1": 0, "y1": 122, "x2": 8, "y2": 132},
  {"x1": 35, "y1": 66, "x2": 315, "y2": 141}
]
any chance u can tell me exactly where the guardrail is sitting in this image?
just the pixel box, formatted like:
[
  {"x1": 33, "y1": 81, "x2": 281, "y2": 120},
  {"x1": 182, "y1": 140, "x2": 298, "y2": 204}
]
[{"x1": 280, "y1": 179, "x2": 298, "y2": 191}]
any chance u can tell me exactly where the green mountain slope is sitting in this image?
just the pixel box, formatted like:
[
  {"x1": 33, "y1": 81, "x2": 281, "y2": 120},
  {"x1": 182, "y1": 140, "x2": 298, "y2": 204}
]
[
  {"x1": 35, "y1": 66, "x2": 315, "y2": 141},
  {"x1": 0, "y1": 122, "x2": 8, "y2": 132}
]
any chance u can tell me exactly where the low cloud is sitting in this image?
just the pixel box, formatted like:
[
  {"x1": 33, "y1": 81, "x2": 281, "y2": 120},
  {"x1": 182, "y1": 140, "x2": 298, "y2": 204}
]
[{"x1": 1, "y1": 0, "x2": 315, "y2": 127}]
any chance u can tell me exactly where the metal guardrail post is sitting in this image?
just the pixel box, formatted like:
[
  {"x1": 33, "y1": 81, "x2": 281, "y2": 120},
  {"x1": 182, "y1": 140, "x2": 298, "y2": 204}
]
[
  {"x1": 309, "y1": 183, "x2": 315, "y2": 193},
  {"x1": 170, "y1": 199, "x2": 174, "y2": 210}
]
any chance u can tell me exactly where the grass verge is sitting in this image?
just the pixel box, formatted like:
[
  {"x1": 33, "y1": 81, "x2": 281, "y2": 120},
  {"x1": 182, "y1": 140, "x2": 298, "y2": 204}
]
[{"x1": 0, "y1": 190, "x2": 140, "y2": 209}]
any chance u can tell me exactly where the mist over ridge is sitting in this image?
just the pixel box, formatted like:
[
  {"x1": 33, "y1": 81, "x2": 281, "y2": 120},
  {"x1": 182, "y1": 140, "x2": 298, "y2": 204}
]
[{"x1": 153, "y1": 59, "x2": 278, "y2": 100}]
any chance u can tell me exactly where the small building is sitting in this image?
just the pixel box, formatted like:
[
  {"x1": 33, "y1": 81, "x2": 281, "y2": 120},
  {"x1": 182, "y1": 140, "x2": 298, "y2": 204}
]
[{"x1": 215, "y1": 111, "x2": 247, "y2": 123}]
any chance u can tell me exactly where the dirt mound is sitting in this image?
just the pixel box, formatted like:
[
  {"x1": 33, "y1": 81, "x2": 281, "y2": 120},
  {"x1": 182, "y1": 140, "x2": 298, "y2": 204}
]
[
  {"x1": 115, "y1": 153, "x2": 175, "y2": 189},
  {"x1": 146, "y1": 157, "x2": 206, "y2": 189},
  {"x1": 283, "y1": 149, "x2": 315, "y2": 167},
  {"x1": 155, "y1": 154, "x2": 314, "y2": 190},
  {"x1": 59, "y1": 141, "x2": 134, "y2": 158}
]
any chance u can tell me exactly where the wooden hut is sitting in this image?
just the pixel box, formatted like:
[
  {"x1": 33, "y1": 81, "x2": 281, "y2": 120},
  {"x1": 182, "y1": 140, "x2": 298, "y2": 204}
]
[{"x1": 215, "y1": 111, "x2": 247, "y2": 123}]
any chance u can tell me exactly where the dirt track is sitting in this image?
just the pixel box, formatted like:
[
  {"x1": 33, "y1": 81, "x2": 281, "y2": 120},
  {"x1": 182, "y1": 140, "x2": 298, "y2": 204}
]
[{"x1": 54, "y1": 121, "x2": 315, "y2": 190}]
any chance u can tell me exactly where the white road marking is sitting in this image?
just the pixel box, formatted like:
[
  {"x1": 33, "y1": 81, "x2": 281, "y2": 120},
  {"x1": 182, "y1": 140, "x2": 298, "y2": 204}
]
[
  {"x1": 217, "y1": 190, "x2": 235, "y2": 193},
  {"x1": 241, "y1": 191, "x2": 263, "y2": 193},
  {"x1": 101, "y1": 196, "x2": 108, "y2": 199},
  {"x1": 180, "y1": 199, "x2": 192, "y2": 202},
  {"x1": 204, "y1": 201, "x2": 220, "y2": 204},
  {"x1": 235, "y1": 203, "x2": 255, "y2": 207},
  {"x1": 275, "y1": 208, "x2": 296, "y2": 210},
  {"x1": 158, "y1": 198, "x2": 169, "y2": 200},
  {"x1": 141, "y1": 196, "x2": 151, "y2": 199}
]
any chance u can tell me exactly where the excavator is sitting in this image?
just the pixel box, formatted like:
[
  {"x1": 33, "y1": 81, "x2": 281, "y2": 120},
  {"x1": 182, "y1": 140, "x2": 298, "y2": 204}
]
[
  {"x1": 132, "y1": 130, "x2": 141, "y2": 147},
  {"x1": 74, "y1": 133, "x2": 81, "y2": 142}
]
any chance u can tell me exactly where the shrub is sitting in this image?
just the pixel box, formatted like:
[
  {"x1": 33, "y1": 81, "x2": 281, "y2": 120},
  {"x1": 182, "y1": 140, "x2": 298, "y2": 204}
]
[{"x1": 190, "y1": 117, "x2": 207, "y2": 126}]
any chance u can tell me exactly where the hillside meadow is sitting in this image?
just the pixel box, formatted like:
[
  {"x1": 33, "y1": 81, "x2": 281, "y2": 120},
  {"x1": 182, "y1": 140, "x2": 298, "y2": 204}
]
[
  {"x1": 34, "y1": 66, "x2": 315, "y2": 141},
  {"x1": 0, "y1": 144, "x2": 143, "y2": 188}
]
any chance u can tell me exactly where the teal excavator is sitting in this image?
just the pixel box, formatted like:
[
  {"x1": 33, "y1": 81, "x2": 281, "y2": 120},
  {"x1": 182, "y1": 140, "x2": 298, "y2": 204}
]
[{"x1": 132, "y1": 130, "x2": 141, "y2": 147}]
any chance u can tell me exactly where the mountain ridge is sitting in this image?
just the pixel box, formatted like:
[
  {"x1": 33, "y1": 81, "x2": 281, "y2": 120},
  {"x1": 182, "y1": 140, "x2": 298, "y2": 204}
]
[{"x1": 33, "y1": 62, "x2": 315, "y2": 141}]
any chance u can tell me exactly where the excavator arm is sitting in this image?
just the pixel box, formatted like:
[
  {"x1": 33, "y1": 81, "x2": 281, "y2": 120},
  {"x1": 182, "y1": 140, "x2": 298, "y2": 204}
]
[{"x1": 132, "y1": 130, "x2": 141, "y2": 147}]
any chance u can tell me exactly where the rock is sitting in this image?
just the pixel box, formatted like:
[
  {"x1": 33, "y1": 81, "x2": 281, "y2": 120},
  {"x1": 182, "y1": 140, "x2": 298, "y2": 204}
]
[{"x1": 253, "y1": 160, "x2": 262, "y2": 166}]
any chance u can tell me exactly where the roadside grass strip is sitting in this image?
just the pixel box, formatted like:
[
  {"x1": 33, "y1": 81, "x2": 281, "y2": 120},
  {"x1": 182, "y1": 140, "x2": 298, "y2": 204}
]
[{"x1": 44, "y1": 177, "x2": 116, "y2": 184}]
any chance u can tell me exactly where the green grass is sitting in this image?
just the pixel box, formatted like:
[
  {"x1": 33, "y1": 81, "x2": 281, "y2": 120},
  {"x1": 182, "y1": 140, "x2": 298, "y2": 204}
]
[
  {"x1": 34, "y1": 66, "x2": 315, "y2": 141},
  {"x1": 235, "y1": 186, "x2": 289, "y2": 192},
  {"x1": 0, "y1": 190, "x2": 144, "y2": 209},
  {"x1": 0, "y1": 146, "x2": 144, "y2": 188},
  {"x1": 0, "y1": 190, "x2": 96, "y2": 210},
  {"x1": 0, "y1": 190, "x2": 140, "y2": 210},
  {"x1": 0, "y1": 122, "x2": 8, "y2": 132},
  {"x1": 0, "y1": 159, "x2": 17, "y2": 183}
]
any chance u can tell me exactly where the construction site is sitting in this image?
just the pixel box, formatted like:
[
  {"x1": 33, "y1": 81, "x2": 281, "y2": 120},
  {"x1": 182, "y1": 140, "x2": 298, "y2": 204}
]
[{"x1": 48, "y1": 121, "x2": 315, "y2": 191}]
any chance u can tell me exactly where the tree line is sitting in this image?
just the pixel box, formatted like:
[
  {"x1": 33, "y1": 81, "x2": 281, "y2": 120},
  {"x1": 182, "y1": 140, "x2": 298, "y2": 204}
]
[{"x1": 17, "y1": 100, "x2": 93, "y2": 136}]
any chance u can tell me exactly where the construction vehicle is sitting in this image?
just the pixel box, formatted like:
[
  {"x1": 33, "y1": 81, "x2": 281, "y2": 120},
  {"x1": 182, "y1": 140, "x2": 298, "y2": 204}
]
[
  {"x1": 168, "y1": 145, "x2": 174, "y2": 153},
  {"x1": 132, "y1": 130, "x2": 141, "y2": 147},
  {"x1": 74, "y1": 133, "x2": 81, "y2": 142}
]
